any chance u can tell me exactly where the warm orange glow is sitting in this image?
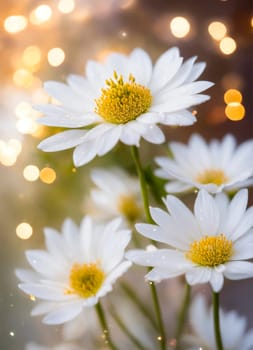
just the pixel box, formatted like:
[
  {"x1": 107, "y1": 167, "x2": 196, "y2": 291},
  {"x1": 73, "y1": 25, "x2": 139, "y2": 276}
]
[
  {"x1": 22, "y1": 46, "x2": 42, "y2": 67},
  {"x1": 23, "y1": 165, "x2": 40, "y2": 181},
  {"x1": 13, "y1": 69, "x2": 34, "y2": 88},
  {"x1": 16, "y1": 222, "x2": 33, "y2": 239},
  {"x1": 219, "y1": 37, "x2": 237, "y2": 55},
  {"x1": 30, "y1": 4, "x2": 52, "y2": 25},
  {"x1": 40, "y1": 167, "x2": 57, "y2": 184},
  {"x1": 4, "y1": 16, "x2": 28, "y2": 33},
  {"x1": 208, "y1": 21, "x2": 227, "y2": 40},
  {"x1": 170, "y1": 16, "x2": 190, "y2": 38},
  {"x1": 225, "y1": 103, "x2": 245, "y2": 121},
  {"x1": 0, "y1": 139, "x2": 22, "y2": 166},
  {"x1": 58, "y1": 0, "x2": 75, "y2": 13},
  {"x1": 47, "y1": 48, "x2": 65, "y2": 66},
  {"x1": 224, "y1": 89, "x2": 242, "y2": 104}
]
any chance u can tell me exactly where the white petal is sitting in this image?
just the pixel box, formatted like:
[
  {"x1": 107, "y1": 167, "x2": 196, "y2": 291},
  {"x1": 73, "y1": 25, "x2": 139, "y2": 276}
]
[
  {"x1": 18, "y1": 283, "x2": 73, "y2": 301},
  {"x1": 104, "y1": 261, "x2": 132, "y2": 286},
  {"x1": 73, "y1": 139, "x2": 98, "y2": 166},
  {"x1": 185, "y1": 267, "x2": 211, "y2": 286},
  {"x1": 224, "y1": 261, "x2": 253, "y2": 280},
  {"x1": 224, "y1": 189, "x2": 248, "y2": 239},
  {"x1": 38, "y1": 130, "x2": 87, "y2": 152},
  {"x1": 44, "y1": 81, "x2": 86, "y2": 112},
  {"x1": 31, "y1": 301, "x2": 58, "y2": 316},
  {"x1": 151, "y1": 94, "x2": 210, "y2": 113},
  {"x1": 120, "y1": 122, "x2": 141, "y2": 146},
  {"x1": 15, "y1": 269, "x2": 38, "y2": 283},
  {"x1": 194, "y1": 189, "x2": 220, "y2": 236},
  {"x1": 232, "y1": 230, "x2": 253, "y2": 260},
  {"x1": 25, "y1": 250, "x2": 65, "y2": 278},
  {"x1": 185, "y1": 62, "x2": 206, "y2": 83},
  {"x1": 164, "y1": 195, "x2": 201, "y2": 242},
  {"x1": 141, "y1": 124, "x2": 165, "y2": 144},
  {"x1": 161, "y1": 110, "x2": 196, "y2": 126},
  {"x1": 210, "y1": 270, "x2": 224, "y2": 292},
  {"x1": 37, "y1": 113, "x2": 100, "y2": 128},
  {"x1": 165, "y1": 56, "x2": 197, "y2": 88},
  {"x1": 129, "y1": 48, "x2": 152, "y2": 86},
  {"x1": 232, "y1": 207, "x2": 253, "y2": 241},
  {"x1": 42, "y1": 301, "x2": 83, "y2": 325},
  {"x1": 145, "y1": 267, "x2": 185, "y2": 282},
  {"x1": 66, "y1": 74, "x2": 96, "y2": 101},
  {"x1": 126, "y1": 249, "x2": 189, "y2": 270},
  {"x1": 96, "y1": 125, "x2": 122, "y2": 156},
  {"x1": 165, "y1": 181, "x2": 194, "y2": 193},
  {"x1": 149, "y1": 47, "x2": 183, "y2": 92}
]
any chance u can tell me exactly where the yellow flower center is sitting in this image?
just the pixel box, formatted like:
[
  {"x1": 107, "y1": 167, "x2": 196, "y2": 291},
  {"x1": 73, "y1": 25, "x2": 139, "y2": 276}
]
[
  {"x1": 95, "y1": 72, "x2": 152, "y2": 124},
  {"x1": 68, "y1": 262, "x2": 105, "y2": 298},
  {"x1": 196, "y1": 169, "x2": 228, "y2": 185},
  {"x1": 186, "y1": 234, "x2": 233, "y2": 267},
  {"x1": 118, "y1": 195, "x2": 142, "y2": 223}
]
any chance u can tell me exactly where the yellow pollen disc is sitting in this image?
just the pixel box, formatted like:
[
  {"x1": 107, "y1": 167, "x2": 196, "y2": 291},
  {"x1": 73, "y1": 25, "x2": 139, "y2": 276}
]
[
  {"x1": 95, "y1": 71, "x2": 152, "y2": 124},
  {"x1": 118, "y1": 195, "x2": 141, "y2": 222},
  {"x1": 68, "y1": 263, "x2": 105, "y2": 298},
  {"x1": 196, "y1": 169, "x2": 228, "y2": 185},
  {"x1": 186, "y1": 234, "x2": 233, "y2": 267}
]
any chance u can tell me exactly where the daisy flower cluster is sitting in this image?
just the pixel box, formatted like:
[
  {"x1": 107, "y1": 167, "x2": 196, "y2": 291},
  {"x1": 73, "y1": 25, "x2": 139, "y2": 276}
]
[{"x1": 17, "y1": 47, "x2": 253, "y2": 350}]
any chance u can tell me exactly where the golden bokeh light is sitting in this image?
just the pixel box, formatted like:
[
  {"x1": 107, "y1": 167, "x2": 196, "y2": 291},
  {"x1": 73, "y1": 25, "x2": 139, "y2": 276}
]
[
  {"x1": 0, "y1": 139, "x2": 22, "y2": 167},
  {"x1": 23, "y1": 165, "x2": 40, "y2": 181},
  {"x1": 13, "y1": 69, "x2": 34, "y2": 88},
  {"x1": 30, "y1": 4, "x2": 52, "y2": 25},
  {"x1": 224, "y1": 89, "x2": 242, "y2": 104},
  {"x1": 208, "y1": 21, "x2": 227, "y2": 40},
  {"x1": 22, "y1": 46, "x2": 42, "y2": 67},
  {"x1": 15, "y1": 102, "x2": 33, "y2": 118},
  {"x1": 58, "y1": 0, "x2": 75, "y2": 13},
  {"x1": 4, "y1": 15, "x2": 28, "y2": 33},
  {"x1": 47, "y1": 48, "x2": 65, "y2": 67},
  {"x1": 225, "y1": 102, "x2": 245, "y2": 121},
  {"x1": 170, "y1": 16, "x2": 190, "y2": 38},
  {"x1": 40, "y1": 167, "x2": 57, "y2": 184},
  {"x1": 219, "y1": 37, "x2": 237, "y2": 55},
  {"x1": 16, "y1": 118, "x2": 39, "y2": 135},
  {"x1": 16, "y1": 222, "x2": 33, "y2": 240}
]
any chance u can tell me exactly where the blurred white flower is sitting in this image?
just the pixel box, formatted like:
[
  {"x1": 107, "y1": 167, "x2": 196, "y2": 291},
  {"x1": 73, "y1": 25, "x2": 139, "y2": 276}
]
[
  {"x1": 25, "y1": 342, "x2": 82, "y2": 350},
  {"x1": 17, "y1": 216, "x2": 131, "y2": 324},
  {"x1": 155, "y1": 134, "x2": 253, "y2": 194},
  {"x1": 84, "y1": 168, "x2": 143, "y2": 224},
  {"x1": 37, "y1": 47, "x2": 213, "y2": 166},
  {"x1": 187, "y1": 295, "x2": 253, "y2": 350},
  {"x1": 127, "y1": 189, "x2": 253, "y2": 292}
]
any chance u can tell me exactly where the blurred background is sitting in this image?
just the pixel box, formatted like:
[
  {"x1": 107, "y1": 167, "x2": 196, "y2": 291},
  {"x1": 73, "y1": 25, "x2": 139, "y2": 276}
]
[{"x1": 0, "y1": 0, "x2": 252, "y2": 349}]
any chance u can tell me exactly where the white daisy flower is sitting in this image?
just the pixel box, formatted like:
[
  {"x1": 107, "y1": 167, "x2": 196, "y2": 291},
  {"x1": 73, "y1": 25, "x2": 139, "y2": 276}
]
[
  {"x1": 186, "y1": 295, "x2": 253, "y2": 350},
  {"x1": 25, "y1": 342, "x2": 82, "y2": 350},
  {"x1": 17, "y1": 217, "x2": 131, "y2": 325},
  {"x1": 84, "y1": 167, "x2": 143, "y2": 224},
  {"x1": 126, "y1": 189, "x2": 253, "y2": 292},
  {"x1": 37, "y1": 47, "x2": 213, "y2": 166},
  {"x1": 155, "y1": 134, "x2": 253, "y2": 194}
]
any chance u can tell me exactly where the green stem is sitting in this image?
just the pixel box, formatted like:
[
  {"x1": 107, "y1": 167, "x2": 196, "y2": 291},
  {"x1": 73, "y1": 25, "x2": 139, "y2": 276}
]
[
  {"x1": 213, "y1": 292, "x2": 224, "y2": 350},
  {"x1": 175, "y1": 283, "x2": 191, "y2": 350},
  {"x1": 95, "y1": 302, "x2": 118, "y2": 350},
  {"x1": 131, "y1": 146, "x2": 154, "y2": 224},
  {"x1": 111, "y1": 308, "x2": 149, "y2": 350},
  {"x1": 131, "y1": 145, "x2": 166, "y2": 350}
]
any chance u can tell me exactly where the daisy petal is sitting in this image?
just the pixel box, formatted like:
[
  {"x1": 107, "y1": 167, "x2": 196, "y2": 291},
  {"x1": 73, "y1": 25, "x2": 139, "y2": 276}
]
[
  {"x1": 42, "y1": 301, "x2": 83, "y2": 325},
  {"x1": 224, "y1": 261, "x2": 253, "y2": 280},
  {"x1": 38, "y1": 130, "x2": 87, "y2": 152}
]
